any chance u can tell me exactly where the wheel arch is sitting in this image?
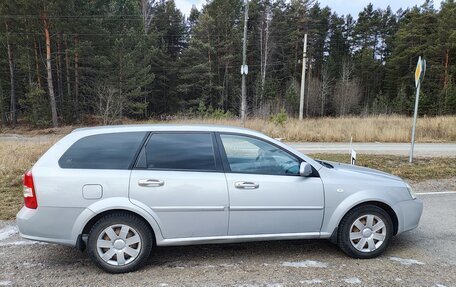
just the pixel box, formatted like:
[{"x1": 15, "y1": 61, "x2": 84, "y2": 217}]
[
  {"x1": 329, "y1": 200, "x2": 399, "y2": 244},
  {"x1": 72, "y1": 197, "x2": 164, "y2": 250},
  {"x1": 82, "y1": 209, "x2": 156, "y2": 237},
  {"x1": 76, "y1": 209, "x2": 159, "y2": 251}
]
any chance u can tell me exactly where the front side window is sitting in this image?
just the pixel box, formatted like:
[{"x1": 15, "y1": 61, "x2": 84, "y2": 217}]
[
  {"x1": 143, "y1": 133, "x2": 217, "y2": 171},
  {"x1": 220, "y1": 134, "x2": 300, "y2": 175},
  {"x1": 59, "y1": 132, "x2": 147, "y2": 169}
]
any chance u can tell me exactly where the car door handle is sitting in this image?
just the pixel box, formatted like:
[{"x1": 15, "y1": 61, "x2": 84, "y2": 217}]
[
  {"x1": 138, "y1": 179, "x2": 164, "y2": 187},
  {"x1": 235, "y1": 181, "x2": 259, "y2": 189}
]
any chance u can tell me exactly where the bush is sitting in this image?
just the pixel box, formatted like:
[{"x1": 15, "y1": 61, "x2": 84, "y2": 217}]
[
  {"x1": 194, "y1": 100, "x2": 234, "y2": 119},
  {"x1": 19, "y1": 84, "x2": 51, "y2": 127},
  {"x1": 269, "y1": 108, "x2": 288, "y2": 126}
]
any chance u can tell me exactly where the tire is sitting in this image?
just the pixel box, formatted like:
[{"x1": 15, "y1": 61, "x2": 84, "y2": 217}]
[
  {"x1": 87, "y1": 212, "x2": 153, "y2": 273},
  {"x1": 337, "y1": 205, "x2": 393, "y2": 259}
]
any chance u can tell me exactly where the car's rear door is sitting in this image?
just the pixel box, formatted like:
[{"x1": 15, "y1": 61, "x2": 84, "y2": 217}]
[
  {"x1": 129, "y1": 132, "x2": 229, "y2": 239},
  {"x1": 217, "y1": 133, "x2": 324, "y2": 236}
]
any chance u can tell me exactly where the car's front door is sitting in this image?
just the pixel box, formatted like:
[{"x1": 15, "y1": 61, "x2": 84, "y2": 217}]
[
  {"x1": 218, "y1": 134, "x2": 324, "y2": 236},
  {"x1": 129, "y1": 132, "x2": 229, "y2": 239}
]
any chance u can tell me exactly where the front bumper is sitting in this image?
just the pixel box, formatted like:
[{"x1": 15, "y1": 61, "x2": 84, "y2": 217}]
[{"x1": 394, "y1": 198, "x2": 423, "y2": 234}]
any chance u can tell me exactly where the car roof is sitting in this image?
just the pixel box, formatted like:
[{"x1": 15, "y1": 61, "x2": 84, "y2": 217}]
[{"x1": 72, "y1": 124, "x2": 262, "y2": 136}]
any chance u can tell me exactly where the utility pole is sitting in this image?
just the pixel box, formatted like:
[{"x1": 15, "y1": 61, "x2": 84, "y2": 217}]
[
  {"x1": 240, "y1": 0, "x2": 249, "y2": 126},
  {"x1": 299, "y1": 33, "x2": 307, "y2": 120}
]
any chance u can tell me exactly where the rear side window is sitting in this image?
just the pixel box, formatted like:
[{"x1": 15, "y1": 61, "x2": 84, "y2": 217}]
[
  {"x1": 59, "y1": 132, "x2": 147, "y2": 169},
  {"x1": 142, "y1": 133, "x2": 217, "y2": 171}
]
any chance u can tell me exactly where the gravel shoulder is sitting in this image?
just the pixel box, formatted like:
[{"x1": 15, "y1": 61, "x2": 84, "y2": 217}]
[
  {"x1": 0, "y1": 193, "x2": 455, "y2": 286},
  {"x1": 410, "y1": 177, "x2": 456, "y2": 193}
]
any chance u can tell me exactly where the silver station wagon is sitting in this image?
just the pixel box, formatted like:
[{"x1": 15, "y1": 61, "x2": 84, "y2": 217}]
[{"x1": 17, "y1": 125, "x2": 423, "y2": 273}]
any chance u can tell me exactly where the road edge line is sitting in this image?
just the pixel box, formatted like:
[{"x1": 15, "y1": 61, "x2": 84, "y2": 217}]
[{"x1": 416, "y1": 191, "x2": 456, "y2": 195}]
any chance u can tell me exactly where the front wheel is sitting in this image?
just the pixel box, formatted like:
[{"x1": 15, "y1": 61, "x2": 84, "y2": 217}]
[
  {"x1": 87, "y1": 212, "x2": 153, "y2": 273},
  {"x1": 337, "y1": 205, "x2": 393, "y2": 259}
]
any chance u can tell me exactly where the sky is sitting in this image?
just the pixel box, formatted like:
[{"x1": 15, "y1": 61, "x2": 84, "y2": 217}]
[{"x1": 174, "y1": 0, "x2": 427, "y2": 17}]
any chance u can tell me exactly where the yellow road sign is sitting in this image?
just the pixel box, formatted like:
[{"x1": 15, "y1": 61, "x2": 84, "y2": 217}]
[{"x1": 415, "y1": 56, "x2": 422, "y2": 87}]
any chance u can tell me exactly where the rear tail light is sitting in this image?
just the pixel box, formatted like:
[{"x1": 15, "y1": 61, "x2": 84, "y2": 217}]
[{"x1": 23, "y1": 170, "x2": 37, "y2": 209}]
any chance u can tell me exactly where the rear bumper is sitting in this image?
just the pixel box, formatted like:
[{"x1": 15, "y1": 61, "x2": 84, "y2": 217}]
[
  {"x1": 16, "y1": 206, "x2": 84, "y2": 246},
  {"x1": 394, "y1": 198, "x2": 423, "y2": 234}
]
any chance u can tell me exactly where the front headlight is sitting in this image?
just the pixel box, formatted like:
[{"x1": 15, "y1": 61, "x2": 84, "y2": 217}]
[{"x1": 406, "y1": 183, "x2": 416, "y2": 199}]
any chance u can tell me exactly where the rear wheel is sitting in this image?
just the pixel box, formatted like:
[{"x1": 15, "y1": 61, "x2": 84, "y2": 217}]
[
  {"x1": 87, "y1": 212, "x2": 153, "y2": 273},
  {"x1": 338, "y1": 205, "x2": 393, "y2": 259}
]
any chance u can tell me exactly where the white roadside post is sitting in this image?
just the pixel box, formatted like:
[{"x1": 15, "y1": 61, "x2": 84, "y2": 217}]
[
  {"x1": 409, "y1": 56, "x2": 426, "y2": 163},
  {"x1": 351, "y1": 149, "x2": 357, "y2": 165},
  {"x1": 349, "y1": 136, "x2": 356, "y2": 165}
]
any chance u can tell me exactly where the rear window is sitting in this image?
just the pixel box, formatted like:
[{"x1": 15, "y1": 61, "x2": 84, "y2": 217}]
[
  {"x1": 59, "y1": 132, "x2": 147, "y2": 169},
  {"x1": 142, "y1": 133, "x2": 217, "y2": 171}
]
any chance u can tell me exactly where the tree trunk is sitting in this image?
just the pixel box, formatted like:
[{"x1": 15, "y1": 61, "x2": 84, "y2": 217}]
[
  {"x1": 43, "y1": 16, "x2": 58, "y2": 127},
  {"x1": 444, "y1": 48, "x2": 449, "y2": 89},
  {"x1": 260, "y1": 8, "x2": 270, "y2": 106},
  {"x1": 74, "y1": 35, "x2": 80, "y2": 120},
  {"x1": 305, "y1": 62, "x2": 311, "y2": 117},
  {"x1": 259, "y1": 12, "x2": 263, "y2": 110},
  {"x1": 222, "y1": 63, "x2": 228, "y2": 109},
  {"x1": 25, "y1": 29, "x2": 33, "y2": 87},
  {"x1": 207, "y1": 31, "x2": 212, "y2": 106},
  {"x1": 5, "y1": 20, "x2": 16, "y2": 127},
  {"x1": 118, "y1": 54, "x2": 123, "y2": 118},
  {"x1": 64, "y1": 36, "x2": 71, "y2": 101},
  {"x1": 34, "y1": 36, "x2": 42, "y2": 88},
  {"x1": 320, "y1": 65, "x2": 330, "y2": 117},
  {"x1": 0, "y1": 81, "x2": 6, "y2": 126},
  {"x1": 140, "y1": 0, "x2": 154, "y2": 34},
  {"x1": 56, "y1": 33, "x2": 64, "y2": 113}
]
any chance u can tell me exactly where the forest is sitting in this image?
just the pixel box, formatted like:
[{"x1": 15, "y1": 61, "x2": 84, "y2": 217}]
[{"x1": 0, "y1": 0, "x2": 455, "y2": 127}]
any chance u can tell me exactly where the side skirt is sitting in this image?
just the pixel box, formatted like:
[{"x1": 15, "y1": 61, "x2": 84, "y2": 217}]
[{"x1": 157, "y1": 232, "x2": 321, "y2": 246}]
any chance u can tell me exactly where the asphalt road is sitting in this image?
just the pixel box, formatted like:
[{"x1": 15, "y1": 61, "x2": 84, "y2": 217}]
[
  {"x1": 0, "y1": 192, "x2": 455, "y2": 286},
  {"x1": 2, "y1": 133, "x2": 455, "y2": 157},
  {"x1": 287, "y1": 142, "x2": 456, "y2": 157}
]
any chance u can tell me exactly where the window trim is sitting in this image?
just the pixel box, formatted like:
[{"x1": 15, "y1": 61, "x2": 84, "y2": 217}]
[
  {"x1": 129, "y1": 132, "x2": 151, "y2": 169},
  {"x1": 133, "y1": 131, "x2": 224, "y2": 173},
  {"x1": 58, "y1": 132, "x2": 150, "y2": 170},
  {"x1": 215, "y1": 132, "x2": 319, "y2": 177}
]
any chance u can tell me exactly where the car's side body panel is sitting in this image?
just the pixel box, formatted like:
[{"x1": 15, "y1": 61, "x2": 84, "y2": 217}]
[
  {"x1": 129, "y1": 170, "x2": 229, "y2": 239},
  {"x1": 225, "y1": 173, "x2": 324, "y2": 235},
  {"x1": 16, "y1": 124, "x2": 423, "y2": 249},
  {"x1": 318, "y1": 166, "x2": 421, "y2": 238},
  {"x1": 17, "y1": 206, "x2": 85, "y2": 246}
]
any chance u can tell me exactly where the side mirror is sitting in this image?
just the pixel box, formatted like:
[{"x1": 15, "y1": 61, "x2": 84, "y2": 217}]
[{"x1": 299, "y1": 162, "x2": 313, "y2": 177}]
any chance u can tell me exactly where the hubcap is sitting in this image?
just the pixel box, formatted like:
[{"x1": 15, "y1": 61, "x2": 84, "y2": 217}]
[
  {"x1": 113, "y1": 239, "x2": 126, "y2": 249},
  {"x1": 96, "y1": 224, "x2": 142, "y2": 266},
  {"x1": 349, "y1": 214, "x2": 386, "y2": 253},
  {"x1": 362, "y1": 228, "x2": 372, "y2": 237}
]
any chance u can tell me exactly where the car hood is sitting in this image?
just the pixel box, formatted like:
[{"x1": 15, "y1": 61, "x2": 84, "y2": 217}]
[{"x1": 325, "y1": 161, "x2": 403, "y2": 182}]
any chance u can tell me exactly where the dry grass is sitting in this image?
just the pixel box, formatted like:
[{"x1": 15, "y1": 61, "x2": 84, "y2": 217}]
[
  {"x1": 1, "y1": 115, "x2": 456, "y2": 143},
  {"x1": 0, "y1": 140, "x2": 54, "y2": 220},
  {"x1": 154, "y1": 115, "x2": 456, "y2": 142},
  {"x1": 0, "y1": 138, "x2": 455, "y2": 220}
]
